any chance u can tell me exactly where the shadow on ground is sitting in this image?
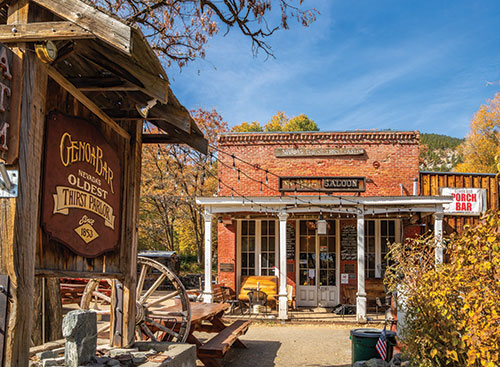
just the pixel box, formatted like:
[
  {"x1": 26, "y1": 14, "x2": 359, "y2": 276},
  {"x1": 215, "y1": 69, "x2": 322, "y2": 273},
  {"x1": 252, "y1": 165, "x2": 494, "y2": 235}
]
[{"x1": 222, "y1": 340, "x2": 281, "y2": 366}]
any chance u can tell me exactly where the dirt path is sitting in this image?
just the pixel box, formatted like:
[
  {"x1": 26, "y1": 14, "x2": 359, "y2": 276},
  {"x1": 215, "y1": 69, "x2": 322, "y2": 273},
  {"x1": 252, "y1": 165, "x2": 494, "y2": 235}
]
[{"x1": 198, "y1": 323, "x2": 360, "y2": 367}]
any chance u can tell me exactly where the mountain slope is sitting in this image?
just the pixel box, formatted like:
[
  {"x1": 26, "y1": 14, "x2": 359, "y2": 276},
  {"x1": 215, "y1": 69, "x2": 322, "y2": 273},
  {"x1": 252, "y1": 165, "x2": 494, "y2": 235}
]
[{"x1": 419, "y1": 133, "x2": 464, "y2": 172}]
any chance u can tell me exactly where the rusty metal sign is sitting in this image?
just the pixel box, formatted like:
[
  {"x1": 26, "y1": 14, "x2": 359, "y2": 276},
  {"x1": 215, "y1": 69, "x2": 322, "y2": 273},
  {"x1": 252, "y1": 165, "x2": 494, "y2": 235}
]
[
  {"x1": 0, "y1": 42, "x2": 22, "y2": 165},
  {"x1": 41, "y1": 113, "x2": 122, "y2": 257}
]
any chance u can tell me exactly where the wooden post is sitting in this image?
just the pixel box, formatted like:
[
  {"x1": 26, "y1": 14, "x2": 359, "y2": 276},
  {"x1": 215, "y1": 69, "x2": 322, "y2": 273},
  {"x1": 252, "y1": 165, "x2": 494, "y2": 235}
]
[
  {"x1": 356, "y1": 207, "x2": 367, "y2": 322},
  {"x1": 0, "y1": 47, "x2": 48, "y2": 367},
  {"x1": 120, "y1": 120, "x2": 143, "y2": 347},
  {"x1": 278, "y1": 212, "x2": 289, "y2": 320},
  {"x1": 203, "y1": 211, "x2": 213, "y2": 303},
  {"x1": 434, "y1": 210, "x2": 444, "y2": 264}
]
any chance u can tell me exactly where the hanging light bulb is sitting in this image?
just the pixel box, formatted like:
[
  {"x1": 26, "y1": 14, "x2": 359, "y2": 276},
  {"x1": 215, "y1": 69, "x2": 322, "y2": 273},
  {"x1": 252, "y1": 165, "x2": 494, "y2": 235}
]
[
  {"x1": 232, "y1": 155, "x2": 236, "y2": 170},
  {"x1": 237, "y1": 169, "x2": 241, "y2": 183},
  {"x1": 265, "y1": 170, "x2": 269, "y2": 184},
  {"x1": 260, "y1": 181, "x2": 263, "y2": 193}
]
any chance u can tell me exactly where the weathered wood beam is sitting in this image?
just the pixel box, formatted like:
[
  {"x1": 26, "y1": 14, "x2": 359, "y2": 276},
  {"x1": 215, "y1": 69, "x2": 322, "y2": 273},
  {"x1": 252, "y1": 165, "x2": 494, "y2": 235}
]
[
  {"x1": 77, "y1": 40, "x2": 168, "y2": 104},
  {"x1": 141, "y1": 133, "x2": 182, "y2": 144},
  {"x1": 31, "y1": 0, "x2": 132, "y2": 55},
  {"x1": 0, "y1": 21, "x2": 94, "y2": 42},
  {"x1": 152, "y1": 120, "x2": 208, "y2": 155},
  {"x1": 47, "y1": 67, "x2": 130, "y2": 140}
]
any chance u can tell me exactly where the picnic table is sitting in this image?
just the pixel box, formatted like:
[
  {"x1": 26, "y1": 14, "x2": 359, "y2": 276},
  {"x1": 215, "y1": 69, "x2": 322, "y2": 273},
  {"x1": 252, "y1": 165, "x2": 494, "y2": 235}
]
[{"x1": 155, "y1": 301, "x2": 251, "y2": 367}]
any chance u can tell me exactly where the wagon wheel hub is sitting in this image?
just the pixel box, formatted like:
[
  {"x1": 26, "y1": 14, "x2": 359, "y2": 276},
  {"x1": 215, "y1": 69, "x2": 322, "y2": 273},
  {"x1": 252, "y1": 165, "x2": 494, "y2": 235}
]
[{"x1": 136, "y1": 301, "x2": 145, "y2": 324}]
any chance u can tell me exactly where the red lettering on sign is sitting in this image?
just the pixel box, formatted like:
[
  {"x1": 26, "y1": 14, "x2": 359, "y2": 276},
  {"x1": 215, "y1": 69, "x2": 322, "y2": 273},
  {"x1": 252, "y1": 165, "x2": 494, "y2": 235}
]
[
  {"x1": 467, "y1": 202, "x2": 472, "y2": 211},
  {"x1": 472, "y1": 194, "x2": 476, "y2": 202}
]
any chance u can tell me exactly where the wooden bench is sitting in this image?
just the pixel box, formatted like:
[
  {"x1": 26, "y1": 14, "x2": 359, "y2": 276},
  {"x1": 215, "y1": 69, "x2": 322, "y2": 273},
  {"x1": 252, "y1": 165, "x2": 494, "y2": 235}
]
[
  {"x1": 366, "y1": 278, "x2": 386, "y2": 311},
  {"x1": 238, "y1": 276, "x2": 278, "y2": 306},
  {"x1": 198, "y1": 320, "x2": 251, "y2": 367}
]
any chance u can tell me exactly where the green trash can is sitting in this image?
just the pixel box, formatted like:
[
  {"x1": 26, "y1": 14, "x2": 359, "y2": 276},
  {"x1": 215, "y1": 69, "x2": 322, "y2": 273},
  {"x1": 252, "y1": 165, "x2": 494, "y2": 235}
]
[{"x1": 350, "y1": 328, "x2": 396, "y2": 365}]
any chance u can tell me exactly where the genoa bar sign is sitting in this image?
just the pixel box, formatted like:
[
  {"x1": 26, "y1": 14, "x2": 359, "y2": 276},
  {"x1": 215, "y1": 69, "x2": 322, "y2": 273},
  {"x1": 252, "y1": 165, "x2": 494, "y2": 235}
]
[
  {"x1": 279, "y1": 176, "x2": 366, "y2": 193},
  {"x1": 41, "y1": 113, "x2": 122, "y2": 257}
]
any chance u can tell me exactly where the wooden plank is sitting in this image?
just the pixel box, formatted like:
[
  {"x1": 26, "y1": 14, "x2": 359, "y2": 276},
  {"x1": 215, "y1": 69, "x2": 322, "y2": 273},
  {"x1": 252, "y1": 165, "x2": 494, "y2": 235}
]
[
  {"x1": 153, "y1": 119, "x2": 208, "y2": 155},
  {"x1": 35, "y1": 269, "x2": 122, "y2": 278},
  {"x1": 47, "y1": 66, "x2": 130, "y2": 140},
  {"x1": 142, "y1": 133, "x2": 182, "y2": 144},
  {"x1": 31, "y1": 0, "x2": 132, "y2": 54},
  {"x1": 0, "y1": 47, "x2": 47, "y2": 366},
  {"x1": 120, "y1": 120, "x2": 142, "y2": 346},
  {"x1": 198, "y1": 320, "x2": 250, "y2": 357},
  {"x1": 77, "y1": 40, "x2": 168, "y2": 104},
  {"x1": 0, "y1": 21, "x2": 94, "y2": 42}
]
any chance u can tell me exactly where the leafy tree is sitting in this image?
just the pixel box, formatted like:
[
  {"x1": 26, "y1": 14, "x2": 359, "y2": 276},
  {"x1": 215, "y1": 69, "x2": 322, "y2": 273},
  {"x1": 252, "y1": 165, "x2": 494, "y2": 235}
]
[
  {"x1": 92, "y1": 0, "x2": 318, "y2": 67},
  {"x1": 264, "y1": 111, "x2": 288, "y2": 131},
  {"x1": 455, "y1": 93, "x2": 500, "y2": 173},
  {"x1": 233, "y1": 112, "x2": 318, "y2": 132},
  {"x1": 139, "y1": 109, "x2": 228, "y2": 262},
  {"x1": 231, "y1": 121, "x2": 263, "y2": 132},
  {"x1": 283, "y1": 113, "x2": 318, "y2": 131}
]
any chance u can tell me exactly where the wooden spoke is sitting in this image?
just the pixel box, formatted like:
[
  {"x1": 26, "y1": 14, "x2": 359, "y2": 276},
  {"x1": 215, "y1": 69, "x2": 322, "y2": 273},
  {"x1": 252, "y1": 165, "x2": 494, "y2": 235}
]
[
  {"x1": 92, "y1": 291, "x2": 111, "y2": 304},
  {"x1": 139, "y1": 272, "x2": 167, "y2": 304},
  {"x1": 144, "y1": 290, "x2": 180, "y2": 308},
  {"x1": 98, "y1": 324, "x2": 110, "y2": 334},
  {"x1": 139, "y1": 323, "x2": 157, "y2": 342},
  {"x1": 136, "y1": 264, "x2": 147, "y2": 296},
  {"x1": 145, "y1": 318, "x2": 180, "y2": 339}
]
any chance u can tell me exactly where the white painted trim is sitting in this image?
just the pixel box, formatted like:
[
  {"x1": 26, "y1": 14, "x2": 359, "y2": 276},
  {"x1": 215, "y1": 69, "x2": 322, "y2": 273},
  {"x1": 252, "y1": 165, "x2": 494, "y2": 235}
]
[
  {"x1": 256, "y1": 219, "x2": 262, "y2": 276},
  {"x1": 236, "y1": 220, "x2": 242, "y2": 296},
  {"x1": 336, "y1": 219, "x2": 341, "y2": 305},
  {"x1": 375, "y1": 219, "x2": 381, "y2": 278}
]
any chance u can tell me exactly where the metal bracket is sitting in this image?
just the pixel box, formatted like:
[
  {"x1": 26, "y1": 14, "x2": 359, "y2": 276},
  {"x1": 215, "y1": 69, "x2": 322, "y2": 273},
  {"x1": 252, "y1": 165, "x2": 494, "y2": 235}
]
[
  {"x1": 0, "y1": 274, "x2": 10, "y2": 367},
  {"x1": 0, "y1": 163, "x2": 17, "y2": 198},
  {"x1": 112, "y1": 280, "x2": 123, "y2": 347}
]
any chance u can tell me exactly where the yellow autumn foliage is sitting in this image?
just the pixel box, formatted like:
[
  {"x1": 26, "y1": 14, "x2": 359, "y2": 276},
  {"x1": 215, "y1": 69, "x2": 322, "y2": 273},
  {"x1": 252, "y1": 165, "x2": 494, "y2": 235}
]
[
  {"x1": 385, "y1": 212, "x2": 500, "y2": 366},
  {"x1": 455, "y1": 93, "x2": 500, "y2": 174}
]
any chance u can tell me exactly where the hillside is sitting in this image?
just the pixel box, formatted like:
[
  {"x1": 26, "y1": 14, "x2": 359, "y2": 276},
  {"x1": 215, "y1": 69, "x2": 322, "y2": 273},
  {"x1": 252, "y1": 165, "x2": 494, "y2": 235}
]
[{"x1": 419, "y1": 133, "x2": 464, "y2": 172}]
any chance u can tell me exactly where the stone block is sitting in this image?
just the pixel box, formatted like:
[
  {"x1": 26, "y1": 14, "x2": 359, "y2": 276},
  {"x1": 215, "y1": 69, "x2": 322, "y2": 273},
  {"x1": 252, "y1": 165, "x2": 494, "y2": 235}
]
[{"x1": 62, "y1": 310, "x2": 97, "y2": 367}]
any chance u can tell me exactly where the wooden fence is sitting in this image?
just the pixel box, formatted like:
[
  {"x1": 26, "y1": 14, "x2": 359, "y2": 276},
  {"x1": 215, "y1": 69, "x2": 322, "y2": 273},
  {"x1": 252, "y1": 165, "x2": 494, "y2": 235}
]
[{"x1": 420, "y1": 171, "x2": 499, "y2": 234}]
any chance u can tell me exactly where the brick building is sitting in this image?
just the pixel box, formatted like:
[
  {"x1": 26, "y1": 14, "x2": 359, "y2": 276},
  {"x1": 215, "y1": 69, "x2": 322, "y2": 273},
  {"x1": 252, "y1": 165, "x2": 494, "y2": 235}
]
[{"x1": 196, "y1": 131, "x2": 491, "y2": 321}]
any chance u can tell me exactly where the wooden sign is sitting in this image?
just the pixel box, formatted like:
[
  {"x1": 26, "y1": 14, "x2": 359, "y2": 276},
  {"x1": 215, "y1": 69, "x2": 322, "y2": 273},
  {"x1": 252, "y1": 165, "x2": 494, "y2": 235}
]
[
  {"x1": 41, "y1": 113, "x2": 122, "y2": 257},
  {"x1": 275, "y1": 147, "x2": 365, "y2": 158},
  {"x1": 279, "y1": 176, "x2": 366, "y2": 193},
  {"x1": 0, "y1": 42, "x2": 22, "y2": 165}
]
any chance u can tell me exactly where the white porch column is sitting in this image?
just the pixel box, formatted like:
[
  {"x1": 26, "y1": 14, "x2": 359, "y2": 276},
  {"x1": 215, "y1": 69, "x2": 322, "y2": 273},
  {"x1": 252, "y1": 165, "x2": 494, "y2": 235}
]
[
  {"x1": 203, "y1": 211, "x2": 213, "y2": 303},
  {"x1": 356, "y1": 207, "x2": 367, "y2": 322},
  {"x1": 434, "y1": 211, "x2": 444, "y2": 264},
  {"x1": 278, "y1": 212, "x2": 289, "y2": 320}
]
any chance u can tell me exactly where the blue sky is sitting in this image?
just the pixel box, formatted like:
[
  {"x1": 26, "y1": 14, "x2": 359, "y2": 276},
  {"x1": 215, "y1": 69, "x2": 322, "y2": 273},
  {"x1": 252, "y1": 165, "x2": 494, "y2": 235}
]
[{"x1": 168, "y1": 1, "x2": 500, "y2": 139}]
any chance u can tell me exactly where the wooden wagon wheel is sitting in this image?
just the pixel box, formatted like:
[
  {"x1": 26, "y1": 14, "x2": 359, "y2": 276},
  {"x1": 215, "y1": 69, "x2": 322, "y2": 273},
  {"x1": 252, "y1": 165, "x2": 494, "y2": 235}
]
[{"x1": 80, "y1": 256, "x2": 191, "y2": 343}]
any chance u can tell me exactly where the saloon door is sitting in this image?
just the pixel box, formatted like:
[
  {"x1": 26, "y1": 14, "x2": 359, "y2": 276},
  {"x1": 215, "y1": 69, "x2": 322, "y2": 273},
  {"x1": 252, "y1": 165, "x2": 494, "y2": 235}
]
[{"x1": 297, "y1": 220, "x2": 338, "y2": 307}]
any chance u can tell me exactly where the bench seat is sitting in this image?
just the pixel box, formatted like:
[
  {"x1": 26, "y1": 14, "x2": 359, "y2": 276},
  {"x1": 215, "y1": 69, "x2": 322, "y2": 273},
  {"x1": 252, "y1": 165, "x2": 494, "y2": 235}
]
[{"x1": 198, "y1": 320, "x2": 250, "y2": 358}]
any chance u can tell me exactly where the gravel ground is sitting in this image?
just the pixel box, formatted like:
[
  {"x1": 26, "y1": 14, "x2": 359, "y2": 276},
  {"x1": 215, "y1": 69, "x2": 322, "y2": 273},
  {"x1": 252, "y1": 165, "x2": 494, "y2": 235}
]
[{"x1": 196, "y1": 323, "x2": 362, "y2": 367}]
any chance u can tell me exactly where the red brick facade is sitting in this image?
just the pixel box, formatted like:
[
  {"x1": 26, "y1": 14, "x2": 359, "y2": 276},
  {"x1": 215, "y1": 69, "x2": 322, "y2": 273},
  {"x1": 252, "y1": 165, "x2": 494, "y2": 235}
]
[
  {"x1": 217, "y1": 131, "x2": 420, "y2": 197},
  {"x1": 214, "y1": 131, "x2": 421, "y2": 299}
]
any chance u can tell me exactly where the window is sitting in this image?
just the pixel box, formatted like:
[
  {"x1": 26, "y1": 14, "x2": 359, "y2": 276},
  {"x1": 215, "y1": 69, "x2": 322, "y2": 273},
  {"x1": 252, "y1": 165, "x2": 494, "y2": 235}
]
[
  {"x1": 365, "y1": 220, "x2": 376, "y2": 278},
  {"x1": 261, "y1": 220, "x2": 276, "y2": 276},
  {"x1": 241, "y1": 220, "x2": 256, "y2": 276},
  {"x1": 380, "y1": 220, "x2": 396, "y2": 276},
  {"x1": 365, "y1": 220, "x2": 398, "y2": 278},
  {"x1": 239, "y1": 220, "x2": 277, "y2": 276}
]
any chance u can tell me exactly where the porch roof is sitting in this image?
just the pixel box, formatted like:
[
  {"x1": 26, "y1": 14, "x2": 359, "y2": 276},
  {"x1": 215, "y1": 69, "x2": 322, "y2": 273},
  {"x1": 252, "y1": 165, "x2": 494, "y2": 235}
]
[{"x1": 196, "y1": 195, "x2": 453, "y2": 214}]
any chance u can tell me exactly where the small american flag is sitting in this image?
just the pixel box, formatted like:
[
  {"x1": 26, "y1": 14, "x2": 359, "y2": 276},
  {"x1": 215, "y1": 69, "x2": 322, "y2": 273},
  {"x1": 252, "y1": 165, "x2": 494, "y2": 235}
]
[{"x1": 376, "y1": 328, "x2": 387, "y2": 361}]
